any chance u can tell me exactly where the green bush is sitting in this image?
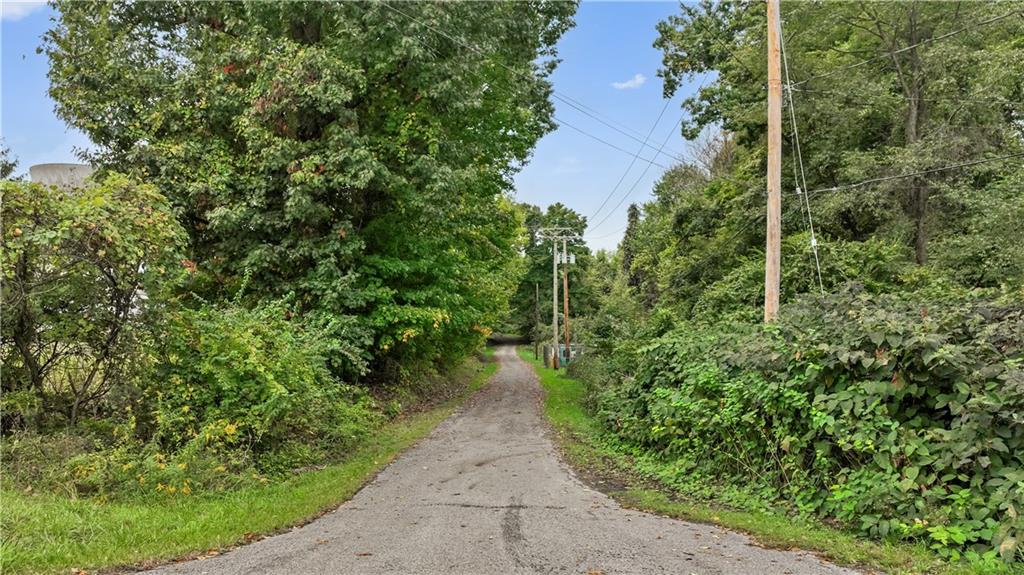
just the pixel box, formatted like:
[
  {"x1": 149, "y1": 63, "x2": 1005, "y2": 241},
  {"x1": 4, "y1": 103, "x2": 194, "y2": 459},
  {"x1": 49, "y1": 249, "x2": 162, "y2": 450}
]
[
  {"x1": 597, "y1": 289, "x2": 1024, "y2": 562},
  {"x1": 149, "y1": 302, "x2": 381, "y2": 466},
  {"x1": 1, "y1": 174, "x2": 184, "y2": 430},
  {"x1": 693, "y1": 234, "x2": 910, "y2": 322},
  {"x1": 1, "y1": 302, "x2": 384, "y2": 499}
]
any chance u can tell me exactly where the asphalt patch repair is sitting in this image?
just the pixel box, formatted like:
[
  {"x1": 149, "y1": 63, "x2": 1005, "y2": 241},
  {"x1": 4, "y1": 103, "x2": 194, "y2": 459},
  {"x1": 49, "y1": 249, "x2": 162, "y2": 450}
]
[{"x1": 145, "y1": 346, "x2": 860, "y2": 575}]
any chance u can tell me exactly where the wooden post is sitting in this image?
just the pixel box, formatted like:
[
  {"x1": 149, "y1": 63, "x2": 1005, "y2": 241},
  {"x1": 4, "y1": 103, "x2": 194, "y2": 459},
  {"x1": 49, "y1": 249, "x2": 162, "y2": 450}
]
[
  {"x1": 764, "y1": 0, "x2": 782, "y2": 323},
  {"x1": 551, "y1": 238, "x2": 560, "y2": 369},
  {"x1": 534, "y1": 282, "x2": 540, "y2": 359},
  {"x1": 562, "y1": 238, "x2": 570, "y2": 361}
]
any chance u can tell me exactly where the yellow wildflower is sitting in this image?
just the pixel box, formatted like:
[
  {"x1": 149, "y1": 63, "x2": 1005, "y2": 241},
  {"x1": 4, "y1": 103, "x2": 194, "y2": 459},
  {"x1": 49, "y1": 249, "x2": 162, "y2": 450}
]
[{"x1": 223, "y1": 423, "x2": 237, "y2": 436}]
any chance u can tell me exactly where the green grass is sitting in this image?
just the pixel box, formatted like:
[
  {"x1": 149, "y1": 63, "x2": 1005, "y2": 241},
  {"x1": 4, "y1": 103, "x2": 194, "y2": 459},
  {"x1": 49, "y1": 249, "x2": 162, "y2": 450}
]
[
  {"x1": 0, "y1": 354, "x2": 499, "y2": 575},
  {"x1": 516, "y1": 346, "x2": 1020, "y2": 575}
]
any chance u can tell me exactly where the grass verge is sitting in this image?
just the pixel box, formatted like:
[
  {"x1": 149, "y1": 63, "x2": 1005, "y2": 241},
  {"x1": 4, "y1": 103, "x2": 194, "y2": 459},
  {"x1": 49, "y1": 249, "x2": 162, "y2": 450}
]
[
  {"x1": 516, "y1": 346, "x2": 1018, "y2": 575},
  {"x1": 0, "y1": 352, "x2": 499, "y2": 575}
]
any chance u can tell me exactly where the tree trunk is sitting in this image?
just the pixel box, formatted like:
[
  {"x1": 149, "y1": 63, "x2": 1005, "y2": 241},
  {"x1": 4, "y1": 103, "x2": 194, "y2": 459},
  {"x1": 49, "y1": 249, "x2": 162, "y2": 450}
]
[
  {"x1": 12, "y1": 252, "x2": 46, "y2": 431},
  {"x1": 901, "y1": 5, "x2": 929, "y2": 264}
]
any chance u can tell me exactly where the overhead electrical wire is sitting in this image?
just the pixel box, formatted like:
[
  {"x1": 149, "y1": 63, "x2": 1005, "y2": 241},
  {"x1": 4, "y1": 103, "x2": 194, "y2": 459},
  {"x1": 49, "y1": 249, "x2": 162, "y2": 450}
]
[
  {"x1": 791, "y1": 7, "x2": 1023, "y2": 87},
  {"x1": 779, "y1": 14, "x2": 825, "y2": 294},
  {"x1": 805, "y1": 151, "x2": 1024, "y2": 198},
  {"x1": 790, "y1": 85, "x2": 1021, "y2": 107},
  {"x1": 551, "y1": 94, "x2": 692, "y2": 163},
  {"x1": 381, "y1": 2, "x2": 684, "y2": 168},
  {"x1": 585, "y1": 97, "x2": 674, "y2": 224},
  {"x1": 584, "y1": 225, "x2": 629, "y2": 240},
  {"x1": 585, "y1": 71, "x2": 712, "y2": 235},
  {"x1": 555, "y1": 118, "x2": 669, "y2": 171},
  {"x1": 587, "y1": 113, "x2": 686, "y2": 233}
]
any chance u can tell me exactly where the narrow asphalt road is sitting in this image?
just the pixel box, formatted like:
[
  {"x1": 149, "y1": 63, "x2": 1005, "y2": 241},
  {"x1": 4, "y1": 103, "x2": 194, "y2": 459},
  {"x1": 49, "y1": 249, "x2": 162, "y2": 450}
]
[{"x1": 150, "y1": 345, "x2": 859, "y2": 575}]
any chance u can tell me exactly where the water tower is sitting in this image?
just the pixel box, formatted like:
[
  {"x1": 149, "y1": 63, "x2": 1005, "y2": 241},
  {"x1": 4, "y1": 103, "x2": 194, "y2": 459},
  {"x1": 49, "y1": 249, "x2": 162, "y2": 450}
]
[{"x1": 29, "y1": 163, "x2": 94, "y2": 188}]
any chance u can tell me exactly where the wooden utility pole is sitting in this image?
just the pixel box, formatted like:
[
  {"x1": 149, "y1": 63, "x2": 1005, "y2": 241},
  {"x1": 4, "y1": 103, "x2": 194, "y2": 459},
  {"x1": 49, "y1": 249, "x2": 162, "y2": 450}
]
[
  {"x1": 551, "y1": 238, "x2": 560, "y2": 369},
  {"x1": 562, "y1": 238, "x2": 570, "y2": 360},
  {"x1": 764, "y1": 0, "x2": 782, "y2": 323},
  {"x1": 534, "y1": 282, "x2": 541, "y2": 360}
]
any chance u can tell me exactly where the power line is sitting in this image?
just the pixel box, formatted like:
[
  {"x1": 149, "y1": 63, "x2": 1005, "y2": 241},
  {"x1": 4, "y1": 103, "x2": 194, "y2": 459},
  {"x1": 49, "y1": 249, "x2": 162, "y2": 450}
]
[
  {"x1": 381, "y1": 2, "x2": 683, "y2": 168},
  {"x1": 779, "y1": 14, "x2": 824, "y2": 294},
  {"x1": 805, "y1": 151, "x2": 1024, "y2": 198},
  {"x1": 551, "y1": 94, "x2": 692, "y2": 163},
  {"x1": 587, "y1": 114, "x2": 685, "y2": 233},
  {"x1": 791, "y1": 7, "x2": 1023, "y2": 88},
  {"x1": 584, "y1": 225, "x2": 628, "y2": 240},
  {"x1": 586, "y1": 97, "x2": 673, "y2": 223},
  {"x1": 585, "y1": 71, "x2": 712, "y2": 234},
  {"x1": 555, "y1": 118, "x2": 670, "y2": 170},
  {"x1": 790, "y1": 85, "x2": 1022, "y2": 107}
]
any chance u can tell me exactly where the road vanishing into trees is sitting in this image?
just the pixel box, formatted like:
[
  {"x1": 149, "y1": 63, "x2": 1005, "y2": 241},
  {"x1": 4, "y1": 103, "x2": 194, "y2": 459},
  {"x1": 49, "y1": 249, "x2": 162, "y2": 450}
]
[{"x1": 148, "y1": 346, "x2": 858, "y2": 575}]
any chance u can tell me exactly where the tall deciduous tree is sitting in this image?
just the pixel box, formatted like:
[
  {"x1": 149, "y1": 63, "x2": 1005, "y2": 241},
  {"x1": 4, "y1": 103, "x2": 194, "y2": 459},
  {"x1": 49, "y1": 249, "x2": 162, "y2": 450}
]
[
  {"x1": 45, "y1": 1, "x2": 577, "y2": 372},
  {"x1": 656, "y1": 0, "x2": 1024, "y2": 265}
]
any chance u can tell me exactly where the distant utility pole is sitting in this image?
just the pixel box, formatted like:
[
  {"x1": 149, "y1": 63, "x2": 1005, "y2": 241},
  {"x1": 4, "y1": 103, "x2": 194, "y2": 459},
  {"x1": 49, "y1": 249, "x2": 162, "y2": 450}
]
[
  {"x1": 534, "y1": 282, "x2": 541, "y2": 360},
  {"x1": 764, "y1": 0, "x2": 782, "y2": 323},
  {"x1": 539, "y1": 227, "x2": 575, "y2": 369},
  {"x1": 551, "y1": 234, "x2": 560, "y2": 369},
  {"x1": 562, "y1": 238, "x2": 571, "y2": 359}
]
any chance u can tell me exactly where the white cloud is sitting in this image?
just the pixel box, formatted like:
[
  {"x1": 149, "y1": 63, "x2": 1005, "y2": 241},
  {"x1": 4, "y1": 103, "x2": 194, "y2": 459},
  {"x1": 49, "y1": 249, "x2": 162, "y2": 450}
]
[
  {"x1": 1, "y1": 1, "x2": 46, "y2": 22},
  {"x1": 611, "y1": 73, "x2": 646, "y2": 90}
]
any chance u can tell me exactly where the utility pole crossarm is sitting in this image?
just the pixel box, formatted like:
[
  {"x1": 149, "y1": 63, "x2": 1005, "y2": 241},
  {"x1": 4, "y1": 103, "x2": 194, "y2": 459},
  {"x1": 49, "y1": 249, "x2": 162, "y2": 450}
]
[{"x1": 537, "y1": 227, "x2": 581, "y2": 369}]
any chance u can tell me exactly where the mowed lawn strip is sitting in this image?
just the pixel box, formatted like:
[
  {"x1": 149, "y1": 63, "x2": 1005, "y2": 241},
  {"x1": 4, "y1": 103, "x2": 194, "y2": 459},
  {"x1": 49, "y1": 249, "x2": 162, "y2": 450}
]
[
  {"x1": 1, "y1": 352, "x2": 498, "y2": 575},
  {"x1": 516, "y1": 346, "x2": 1017, "y2": 575}
]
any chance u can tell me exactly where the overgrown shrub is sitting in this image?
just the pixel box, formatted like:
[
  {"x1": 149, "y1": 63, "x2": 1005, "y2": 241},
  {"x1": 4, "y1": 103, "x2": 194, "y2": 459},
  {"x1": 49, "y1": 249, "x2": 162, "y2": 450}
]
[
  {"x1": 2, "y1": 301, "x2": 382, "y2": 498},
  {"x1": 597, "y1": 289, "x2": 1024, "y2": 561},
  {"x1": 693, "y1": 234, "x2": 910, "y2": 322},
  {"x1": 0, "y1": 174, "x2": 184, "y2": 430},
  {"x1": 148, "y1": 302, "x2": 381, "y2": 468}
]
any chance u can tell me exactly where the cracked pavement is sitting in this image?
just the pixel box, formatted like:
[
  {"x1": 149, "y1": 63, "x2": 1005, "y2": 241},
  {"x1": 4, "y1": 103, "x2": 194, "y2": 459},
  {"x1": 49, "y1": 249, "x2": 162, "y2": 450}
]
[{"x1": 147, "y1": 345, "x2": 860, "y2": 575}]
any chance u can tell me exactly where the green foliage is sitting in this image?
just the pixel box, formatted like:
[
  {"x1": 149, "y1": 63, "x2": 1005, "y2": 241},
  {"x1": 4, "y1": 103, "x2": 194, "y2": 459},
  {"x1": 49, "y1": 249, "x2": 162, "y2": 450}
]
[
  {"x1": 655, "y1": 0, "x2": 1024, "y2": 264},
  {"x1": 1, "y1": 354, "x2": 498, "y2": 575},
  {"x1": 1, "y1": 174, "x2": 184, "y2": 430},
  {"x1": 0, "y1": 142, "x2": 17, "y2": 179},
  {"x1": 693, "y1": 234, "x2": 910, "y2": 322},
  {"x1": 44, "y1": 1, "x2": 576, "y2": 374},
  {"x1": 507, "y1": 202, "x2": 594, "y2": 339},
  {"x1": 596, "y1": 291, "x2": 1024, "y2": 561},
  {"x1": 149, "y1": 302, "x2": 380, "y2": 466}
]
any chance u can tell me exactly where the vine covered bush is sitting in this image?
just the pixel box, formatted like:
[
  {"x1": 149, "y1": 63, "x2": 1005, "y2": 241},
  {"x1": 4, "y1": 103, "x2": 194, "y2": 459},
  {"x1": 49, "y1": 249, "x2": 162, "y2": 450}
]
[
  {"x1": 597, "y1": 290, "x2": 1024, "y2": 561},
  {"x1": 150, "y1": 303, "x2": 381, "y2": 467}
]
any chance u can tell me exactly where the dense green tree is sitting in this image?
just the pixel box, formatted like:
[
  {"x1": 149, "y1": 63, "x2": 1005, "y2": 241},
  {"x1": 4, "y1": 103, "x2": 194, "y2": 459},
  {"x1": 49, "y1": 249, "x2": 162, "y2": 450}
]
[
  {"x1": 656, "y1": 0, "x2": 1024, "y2": 265},
  {"x1": 45, "y1": 1, "x2": 576, "y2": 375}
]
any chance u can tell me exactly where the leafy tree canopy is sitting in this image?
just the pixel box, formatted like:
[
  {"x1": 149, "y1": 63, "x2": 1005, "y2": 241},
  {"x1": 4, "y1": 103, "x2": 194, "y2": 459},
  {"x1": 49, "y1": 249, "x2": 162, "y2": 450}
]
[{"x1": 45, "y1": 1, "x2": 578, "y2": 372}]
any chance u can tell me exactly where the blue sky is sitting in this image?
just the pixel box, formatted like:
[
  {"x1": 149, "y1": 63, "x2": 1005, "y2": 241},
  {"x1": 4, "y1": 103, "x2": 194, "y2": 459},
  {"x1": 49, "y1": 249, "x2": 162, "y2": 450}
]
[{"x1": 1, "y1": 1, "x2": 701, "y2": 251}]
